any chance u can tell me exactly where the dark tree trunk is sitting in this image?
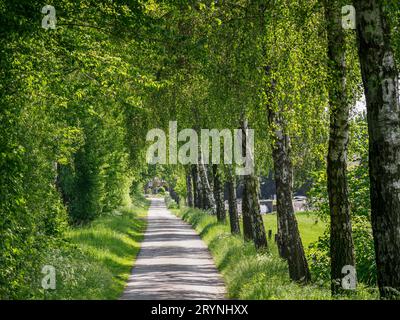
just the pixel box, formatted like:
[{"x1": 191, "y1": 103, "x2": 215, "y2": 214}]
[
  {"x1": 267, "y1": 106, "x2": 311, "y2": 283},
  {"x1": 191, "y1": 164, "x2": 201, "y2": 209},
  {"x1": 213, "y1": 164, "x2": 226, "y2": 223},
  {"x1": 55, "y1": 162, "x2": 69, "y2": 206},
  {"x1": 241, "y1": 179, "x2": 253, "y2": 241},
  {"x1": 240, "y1": 120, "x2": 253, "y2": 241},
  {"x1": 244, "y1": 174, "x2": 268, "y2": 251},
  {"x1": 354, "y1": 0, "x2": 400, "y2": 299},
  {"x1": 197, "y1": 165, "x2": 205, "y2": 210},
  {"x1": 324, "y1": 0, "x2": 356, "y2": 294},
  {"x1": 227, "y1": 166, "x2": 241, "y2": 235},
  {"x1": 186, "y1": 168, "x2": 194, "y2": 207},
  {"x1": 169, "y1": 187, "x2": 180, "y2": 205},
  {"x1": 198, "y1": 154, "x2": 216, "y2": 213},
  {"x1": 241, "y1": 119, "x2": 268, "y2": 251},
  {"x1": 207, "y1": 164, "x2": 214, "y2": 191}
]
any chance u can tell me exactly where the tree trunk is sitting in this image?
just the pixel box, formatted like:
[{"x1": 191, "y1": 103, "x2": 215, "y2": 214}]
[
  {"x1": 55, "y1": 162, "x2": 69, "y2": 206},
  {"x1": 240, "y1": 121, "x2": 253, "y2": 241},
  {"x1": 241, "y1": 178, "x2": 253, "y2": 241},
  {"x1": 245, "y1": 174, "x2": 268, "y2": 251},
  {"x1": 324, "y1": 0, "x2": 356, "y2": 294},
  {"x1": 213, "y1": 164, "x2": 226, "y2": 222},
  {"x1": 227, "y1": 166, "x2": 241, "y2": 235},
  {"x1": 200, "y1": 172, "x2": 209, "y2": 211},
  {"x1": 267, "y1": 107, "x2": 311, "y2": 283},
  {"x1": 197, "y1": 165, "x2": 205, "y2": 210},
  {"x1": 241, "y1": 119, "x2": 268, "y2": 250},
  {"x1": 207, "y1": 164, "x2": 214, "y2": 191},
  {"x1": 186, "y1": 168, "x2": 194, "y2": 207},
  {"x1": 354, "y1": 0, "x2": 400, "y2": 299},
  {"x1": 191, "y1": 164, "x2": 201, "y2": 209},
  {"x1": 198, "y1": 153, "x2": 216, "y2": 213}
]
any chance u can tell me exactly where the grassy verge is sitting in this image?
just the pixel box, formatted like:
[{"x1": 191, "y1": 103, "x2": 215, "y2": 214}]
[
  {"x1": 40, "y1": 195, "x2": 149, "y2": 299},
  {"x1": 173, "y1": 207, "x2": 378, "y2": 300},
  {"x1": 262, "y1": 212, "x2": 326, "y2": 247}
]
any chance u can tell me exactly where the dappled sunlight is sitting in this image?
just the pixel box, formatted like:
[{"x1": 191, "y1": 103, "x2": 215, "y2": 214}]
[
  {"x1": 175, "y1": 207, "x2": 379, "y2": 300},
  {"x1": 121, "y1": 198, "x2": 226, "y2": 300}
]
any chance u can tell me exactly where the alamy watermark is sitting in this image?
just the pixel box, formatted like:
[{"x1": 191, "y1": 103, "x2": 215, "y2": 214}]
[
  {"x1": 42, "y1": 5, "x2": 56, "y2": 29},
  {"x1": 342, "y1": 265, "x2": 357, "y2": 290},
  {"x1": 146, "y1": 121, "x2": 255, "y2": 175},
  {"x1": 41, "y1": 265, "x2": 56, "y2": 290},
  {"x1": 342, "y1": 5, "x2": 356, "y2": 30}
]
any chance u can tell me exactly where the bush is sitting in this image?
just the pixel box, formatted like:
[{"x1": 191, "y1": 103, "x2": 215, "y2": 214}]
[
  {"x1": 16, "y1": 198, "x2": 148, "y2": 300},
  {"x1": 164, "y1": 193, "x2": 179, "y2": 209},
  {"x1": 308, "y1": 216, "x2": 376, "y2": 286},
  {"x1": 158, "y1": 187, "x2": 165, "y2": 195},
  {"x1": 307, "y1": 157, "x2": 376, "y2": 287},
  {"x1": 34, "y1": 242, "x2": 114, "y2": 300}
]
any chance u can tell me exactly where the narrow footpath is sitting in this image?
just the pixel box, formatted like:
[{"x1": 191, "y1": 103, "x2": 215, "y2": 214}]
[{"x1": 121, "y1": 198, "x2": 226, "y2": 300}]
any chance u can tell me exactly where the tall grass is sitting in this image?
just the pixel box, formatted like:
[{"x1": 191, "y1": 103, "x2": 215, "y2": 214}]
[
  {"x1": 173, "y1": 207, "x2": 378, "y2": 300},
  {"x1": 36, "y1": 195, "x2": 149, "y2": 299}
]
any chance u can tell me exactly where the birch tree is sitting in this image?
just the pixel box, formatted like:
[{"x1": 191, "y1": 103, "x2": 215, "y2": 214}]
[{"x1": 354, "y1": 0, "x2": 400, "y2": 299}]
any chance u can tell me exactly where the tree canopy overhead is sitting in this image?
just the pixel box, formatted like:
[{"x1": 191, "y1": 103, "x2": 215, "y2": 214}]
[{"x1": 1, "y1": 0, "x2": 400, "y2": 300}]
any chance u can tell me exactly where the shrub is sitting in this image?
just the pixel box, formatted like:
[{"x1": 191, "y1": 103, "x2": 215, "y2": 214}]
[
  {"x1": 307, "y1": 157, "x2": 376, "y2": 287},
  {"x1": 158, "y1": 187, "x2": 165, "y2": 195},
  {"x1": 308, "y1": 216, "x2": 376, "y2": 286},
  {"x1": 164, "y1": 193, "x2": 179, "y2": 209}
]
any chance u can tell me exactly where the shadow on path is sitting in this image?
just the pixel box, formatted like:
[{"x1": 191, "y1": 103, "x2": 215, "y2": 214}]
[{"x1": 121, "y1": 198, "x2": 226, "y2": 300}]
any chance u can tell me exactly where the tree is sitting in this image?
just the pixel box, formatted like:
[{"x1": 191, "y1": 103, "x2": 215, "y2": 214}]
[
  {"x1": 261, "y1": 0, "x2": 318, "y2": 283},
  {"x1": 323, "y1": 0, "x2": 356, "y2": 294},
  {"x1": 186, "y1": 168, "x2": 194, "y2": 207},
  {"x1": 0, "y1": 0, "x2": 149, "y2": 297},
  {"x1": 226, "y1": 165, "x2": 241, "y2": 235},
  {"x1": 354, "y1": 0, "x2": 400, "y2": 299},
  {"x1": 198, "y1": 155, "x2": 216, "y2": 213},
  {"x1": 213, "y1": 164, "x2": 226, "y2": 222},
  {"x1": 267, "y1": 101, "x2": 311, "y2": 283},
  {"x1": 191, "y1": 164, "x2": 201, "y2": 208},
  {"x1": 241, "y1": 119, "x2": 268, "y2": 250}
]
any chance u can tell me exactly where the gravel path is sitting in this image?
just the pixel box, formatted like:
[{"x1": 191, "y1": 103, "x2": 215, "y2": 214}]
[{"x1": 121, "y1": 198, "x2": 226, "y2": 300}]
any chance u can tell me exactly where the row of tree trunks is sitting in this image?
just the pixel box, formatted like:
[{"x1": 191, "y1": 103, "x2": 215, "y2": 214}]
[
  {"x1": 187, "y1": 160, "x2": 257, "y2": 241},
  {"x1": 184, "y1": 119, "x2": 268, "y2": 250},
  {"x1": 188, "y1": 162, "x2": 241, "y2": 235},
  {"x1": 323, "y1": 0, "x2": 356, "y2": 294},
  {"x1": 186, "y1": 113, "x2": 309, "y2": 279},
  {"x1": 189, "y1": 161, "x2": 216, "y2": 213},
  {"x1": 354, "y1": 0, "x2": 400, "y2": 299},
  {"x1": 213, "y1": 164, "x2": 226, "y2": 222},
  {"x1": 227, "y1": 165, "x2": 241, "y2": 235}
]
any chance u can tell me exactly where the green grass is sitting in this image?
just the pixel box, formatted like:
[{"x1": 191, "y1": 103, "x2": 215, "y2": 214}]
[
  {"x1": 40, "y1": 195, "x2": 149, "y2": 300},
  {"x1": 173, "y1": 207, "x2": 378, "y2": 300},
  {"x1": 262, "y1": 212, "x2": 326, "y2": 247}
]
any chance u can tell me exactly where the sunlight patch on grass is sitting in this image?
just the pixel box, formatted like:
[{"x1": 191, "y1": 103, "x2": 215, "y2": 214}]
[{"x1": 262, "y1": 212, "x2": 327, "y2": 248}]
